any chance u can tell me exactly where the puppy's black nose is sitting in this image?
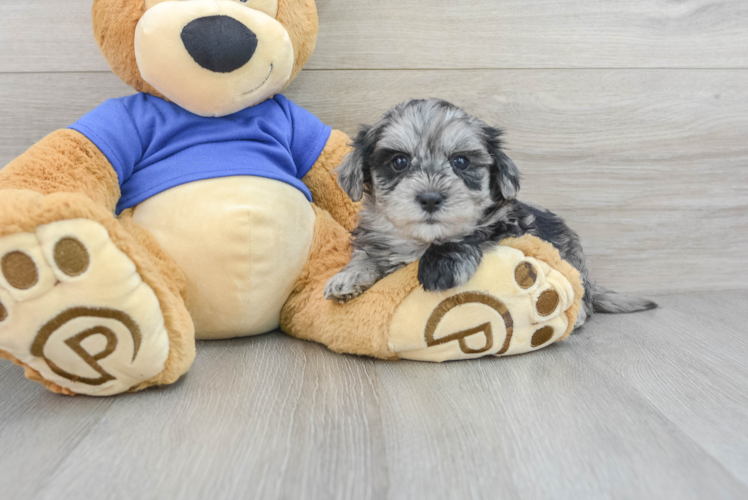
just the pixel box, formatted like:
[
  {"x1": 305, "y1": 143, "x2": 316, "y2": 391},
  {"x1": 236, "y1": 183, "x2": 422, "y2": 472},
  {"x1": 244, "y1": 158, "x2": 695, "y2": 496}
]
[
  {"x1": 181, "y1": 16, "x2": 258, "y2": 73},
  {"x1": 417, "y1": 192, "x2": 446, "y2": 213}
]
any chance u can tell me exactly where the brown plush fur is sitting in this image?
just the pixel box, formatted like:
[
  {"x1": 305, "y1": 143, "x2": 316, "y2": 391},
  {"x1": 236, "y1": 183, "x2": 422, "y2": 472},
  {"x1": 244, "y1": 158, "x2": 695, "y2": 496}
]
[
  {"x1": 276, "y1": 0, "x2": 320, "y2": 86},
  {"x1": 500, "y1": 235, "x2": 584, "y2": 340},
  {"x1": 93, "y1": 0, "x2": 162, "y2": 97},
  {"x1": 93, "y1": 0, "x2": 318, "y2": 98},
  {"x1": 302, "y1": 130, "x2": 361, "y2": 232},
  {"x1": 281, "y1": 206, "x2": 421, "y2": 360},
  {"x1": 117, "y1": 209, "x2": 196, "y2": 391},
  {"x1": 0, "y1": 190, "x2": 196, "y2": 394},
  {"x1": 0, "y1": 130, "x2": 121, "y2": 212}
]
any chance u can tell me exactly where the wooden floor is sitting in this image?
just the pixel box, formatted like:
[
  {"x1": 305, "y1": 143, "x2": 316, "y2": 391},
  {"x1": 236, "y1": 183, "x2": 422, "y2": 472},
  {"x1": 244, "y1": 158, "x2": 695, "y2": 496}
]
[{"x1": 0, "y1": 290, "x2": 746, "y2": 500}]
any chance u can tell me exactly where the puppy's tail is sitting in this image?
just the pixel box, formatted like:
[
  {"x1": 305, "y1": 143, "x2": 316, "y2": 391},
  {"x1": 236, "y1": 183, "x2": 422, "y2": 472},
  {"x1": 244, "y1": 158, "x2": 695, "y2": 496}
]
[{"x1": 590, "y1": 285, "x2": 658, "y2": 314}]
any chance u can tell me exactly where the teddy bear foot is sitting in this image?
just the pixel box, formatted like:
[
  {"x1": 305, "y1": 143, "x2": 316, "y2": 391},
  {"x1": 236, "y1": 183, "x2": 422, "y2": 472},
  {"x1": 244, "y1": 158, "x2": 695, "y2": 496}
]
[
  {"x1": 0, "y1": 217, "x2": 181, "y2": 396},
  {"x1": 388, "y1": 239, "x2": 581, "y2": 362}
]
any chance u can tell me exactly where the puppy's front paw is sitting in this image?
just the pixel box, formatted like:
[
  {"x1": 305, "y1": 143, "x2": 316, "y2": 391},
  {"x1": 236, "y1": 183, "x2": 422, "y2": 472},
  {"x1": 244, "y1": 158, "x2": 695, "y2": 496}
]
[
  {"x1": 418, "y1": 243, "x2": 482, "y2": 292},
  {"x1": 324, "y1": 269, "x2": 378, "y2": 303}
]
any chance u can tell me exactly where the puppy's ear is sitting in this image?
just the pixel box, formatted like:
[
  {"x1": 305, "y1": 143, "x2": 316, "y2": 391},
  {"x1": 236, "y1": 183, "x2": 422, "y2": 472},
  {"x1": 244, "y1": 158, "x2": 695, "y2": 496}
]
[
  {"x1": 483, "y1": 126, "x2": 521, "y2": 200},
  {"x1": 336, "y1": 125, "x2": 377, "y2": 202}
]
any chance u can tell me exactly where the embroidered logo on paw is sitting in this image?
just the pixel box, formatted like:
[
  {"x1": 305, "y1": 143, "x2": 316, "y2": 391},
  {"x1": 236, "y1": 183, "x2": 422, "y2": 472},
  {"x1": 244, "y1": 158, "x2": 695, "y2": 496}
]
[
  {"x1": 424, "y1": 292, "x2": 514, "y2": 356},
  {"x1": 31, "y1": 307, "x2": 142, "y2": 386},
  {"x1": 389, "y1": 245, "x2": 576, "y2": 363}
]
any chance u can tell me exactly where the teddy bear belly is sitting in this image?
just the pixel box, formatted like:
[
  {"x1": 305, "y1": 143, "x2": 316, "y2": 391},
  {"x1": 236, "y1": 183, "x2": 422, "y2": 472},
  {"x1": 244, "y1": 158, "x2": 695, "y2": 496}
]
[{"x1": 131, "y1": 176, "x2": 316, "y2": 340}]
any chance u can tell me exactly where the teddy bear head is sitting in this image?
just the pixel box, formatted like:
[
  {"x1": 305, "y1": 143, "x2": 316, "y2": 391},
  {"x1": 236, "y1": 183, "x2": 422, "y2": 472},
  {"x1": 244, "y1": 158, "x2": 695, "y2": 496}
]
[{"x1": 92, "y1": 0, "x2": 319, "y2": 117}]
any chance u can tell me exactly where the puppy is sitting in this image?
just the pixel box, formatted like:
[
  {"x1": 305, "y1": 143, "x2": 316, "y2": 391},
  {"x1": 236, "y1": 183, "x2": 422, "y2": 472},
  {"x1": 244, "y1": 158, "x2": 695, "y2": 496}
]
[{"x1": 325, "y1": 99, "x2": 656, "y2": 327}]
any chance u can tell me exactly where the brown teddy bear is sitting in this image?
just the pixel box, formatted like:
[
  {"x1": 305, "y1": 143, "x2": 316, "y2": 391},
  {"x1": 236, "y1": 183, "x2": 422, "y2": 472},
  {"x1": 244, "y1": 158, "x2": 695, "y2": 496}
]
[{"x1": 0, "y1": 0, "x2": 582, "y2": 396}]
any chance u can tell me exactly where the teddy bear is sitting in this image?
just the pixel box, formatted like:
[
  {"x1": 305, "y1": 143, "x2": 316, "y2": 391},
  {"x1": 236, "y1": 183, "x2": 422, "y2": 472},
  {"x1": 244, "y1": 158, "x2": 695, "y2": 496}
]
[{"x1": 0, "y1": 0, "x2": 583, "y2": 396}]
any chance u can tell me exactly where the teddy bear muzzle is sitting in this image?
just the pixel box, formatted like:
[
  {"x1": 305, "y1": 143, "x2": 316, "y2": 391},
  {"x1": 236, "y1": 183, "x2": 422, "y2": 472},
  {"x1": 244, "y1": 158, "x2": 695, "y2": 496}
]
[{"x1": 135, "y1": 0, "x2": 294, "y2": 117}]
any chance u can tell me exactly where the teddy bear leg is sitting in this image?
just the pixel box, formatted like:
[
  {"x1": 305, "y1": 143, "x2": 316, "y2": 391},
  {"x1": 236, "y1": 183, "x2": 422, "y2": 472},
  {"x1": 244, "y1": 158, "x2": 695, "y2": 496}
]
[
  {"x1": 386, "y1": 236, "x2": 584, "y2": 361},
  {"x1": 281, "y1": 206, "x2": 584, "y2": 362},
  {"x1": 0, "y1": 190, "x2": 195, "y2": 396}
]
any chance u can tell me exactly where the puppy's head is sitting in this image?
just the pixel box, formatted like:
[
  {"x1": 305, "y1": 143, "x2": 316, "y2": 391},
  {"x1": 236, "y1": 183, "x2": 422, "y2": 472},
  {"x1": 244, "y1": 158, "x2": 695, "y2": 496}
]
[{"x1": 338, "y1": 99, "x2": 521, "y2": 242}]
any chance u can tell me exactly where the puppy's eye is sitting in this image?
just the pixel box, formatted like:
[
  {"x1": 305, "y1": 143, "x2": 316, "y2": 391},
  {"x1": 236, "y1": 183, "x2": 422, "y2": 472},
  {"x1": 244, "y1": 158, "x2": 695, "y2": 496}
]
[
  {"x1": 392, "y1": 156, "x2": 410, "y2": 171},
  {"x1": 451, "y1": 156, "x2": 471, "y2": 171}
]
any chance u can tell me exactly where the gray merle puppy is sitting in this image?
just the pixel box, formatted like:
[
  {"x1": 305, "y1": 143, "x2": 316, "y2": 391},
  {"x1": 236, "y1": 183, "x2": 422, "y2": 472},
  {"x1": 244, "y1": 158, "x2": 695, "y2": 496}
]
[{"x1": 324, "y1": 99, "x2": 656, "y2": 327}]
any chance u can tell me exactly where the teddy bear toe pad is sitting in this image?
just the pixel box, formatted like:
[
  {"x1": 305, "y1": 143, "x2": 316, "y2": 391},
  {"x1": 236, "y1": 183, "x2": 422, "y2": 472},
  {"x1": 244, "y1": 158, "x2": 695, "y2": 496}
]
[
  {"x1": 0, "y1": 219, "x2": 170, "y2": 396},
  {"x1": 388, "y1": 246, "x2": 576, "y2": 362}
]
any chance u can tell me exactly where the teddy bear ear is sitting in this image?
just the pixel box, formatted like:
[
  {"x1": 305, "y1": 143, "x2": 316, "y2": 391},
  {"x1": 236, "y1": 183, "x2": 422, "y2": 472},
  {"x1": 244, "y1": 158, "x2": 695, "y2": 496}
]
[
  {"x1": 92, "y1": 0, "x2": 165, "y2": 98},
  {"x1": 276, "y1": 0, "x2": 320, "y2": 87}
]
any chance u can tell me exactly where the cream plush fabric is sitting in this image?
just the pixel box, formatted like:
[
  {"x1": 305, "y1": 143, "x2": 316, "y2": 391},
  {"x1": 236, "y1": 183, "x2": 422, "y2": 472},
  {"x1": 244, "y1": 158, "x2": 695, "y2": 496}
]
[
  {"x1": 135, "y1": 0, "x2": 294, "y2": 117},
  {"x1": 389, "y1": 246, "x2": 576, "y2": 362},
  {"x1": 133, "y1": 176, "x2": 315, "y2": 339}
]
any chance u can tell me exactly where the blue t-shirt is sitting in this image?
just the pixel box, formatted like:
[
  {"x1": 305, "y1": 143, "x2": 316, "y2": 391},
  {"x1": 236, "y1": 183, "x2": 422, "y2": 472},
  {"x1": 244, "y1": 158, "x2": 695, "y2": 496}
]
[{"x1": 69, "y1": 93, "x2": 331, "y2": 214}]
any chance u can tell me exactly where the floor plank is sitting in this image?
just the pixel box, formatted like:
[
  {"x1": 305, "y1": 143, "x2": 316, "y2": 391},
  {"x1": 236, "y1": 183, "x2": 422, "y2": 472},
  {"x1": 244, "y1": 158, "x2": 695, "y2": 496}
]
[
  {"x1": 1, "y1": 291, "x2": 747, "y2": 499},
  {"x1": 574, "y1": 292, "x2": 748, "y2": 486},
  {"x1": 0, "y1": 363, "x2": 116, "y2": 499},
  {"x1": 3, "y1": 0, "x2": 748, "y2": 72},
  {"x1": 373, "y1": 339, "x2": 745, "y2": 500},
  {"x1": 2, "y1": 70, "x2": 747, "y2": 295}
]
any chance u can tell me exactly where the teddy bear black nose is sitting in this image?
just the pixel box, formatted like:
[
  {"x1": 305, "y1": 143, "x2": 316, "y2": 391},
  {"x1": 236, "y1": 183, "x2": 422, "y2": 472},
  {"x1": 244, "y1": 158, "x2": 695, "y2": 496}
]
[{"x1": 181, "y1": 16, "x2": 258, "y2": 73}]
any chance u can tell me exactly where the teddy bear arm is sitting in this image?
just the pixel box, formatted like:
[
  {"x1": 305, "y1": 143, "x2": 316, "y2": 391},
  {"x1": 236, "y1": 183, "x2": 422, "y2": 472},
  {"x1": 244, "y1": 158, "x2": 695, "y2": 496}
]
[
  {"x1": 0, "y1": 129, "x2": 121, "y2": 213},
  {"x1": 301, "y1": 129, "x2": 361, "y2": 232},
  {"x1": 280, "y1": 206, "x2": 402, "y2": 359}
]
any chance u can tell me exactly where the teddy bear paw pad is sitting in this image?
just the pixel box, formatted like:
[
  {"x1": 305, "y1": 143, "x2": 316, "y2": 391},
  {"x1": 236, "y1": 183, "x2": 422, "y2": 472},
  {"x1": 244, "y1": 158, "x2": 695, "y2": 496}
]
[
  {"x1": 0, "y1": 219, "x2": 169, "y2": 396},
  {"x1": 388, "y1": 245, "x2": 577, "y2": 362}
]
